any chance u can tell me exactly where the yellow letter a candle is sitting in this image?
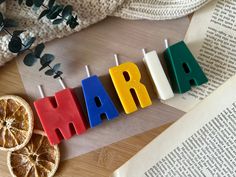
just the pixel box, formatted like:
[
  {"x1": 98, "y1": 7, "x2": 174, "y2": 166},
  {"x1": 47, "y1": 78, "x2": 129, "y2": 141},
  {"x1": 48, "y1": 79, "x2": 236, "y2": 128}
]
[{"x1": 109, "y1": 61, "x2": 152, "y2": 114}]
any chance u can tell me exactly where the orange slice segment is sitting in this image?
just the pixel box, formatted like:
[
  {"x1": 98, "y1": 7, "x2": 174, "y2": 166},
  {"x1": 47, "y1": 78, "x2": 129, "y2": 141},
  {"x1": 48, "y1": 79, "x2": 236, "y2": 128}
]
[
  {"x1": 0, "y1": 95, "x2": 34, "y2": 151},
  {"x1": 7, "y1": 130, "x2": 60, "y2": 177}
]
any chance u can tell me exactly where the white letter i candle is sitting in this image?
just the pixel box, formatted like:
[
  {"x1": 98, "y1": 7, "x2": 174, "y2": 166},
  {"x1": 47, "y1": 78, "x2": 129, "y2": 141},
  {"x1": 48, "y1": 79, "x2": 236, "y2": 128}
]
[{"x1": 142, "y1": 47, "x2": 174, "y2": 100}]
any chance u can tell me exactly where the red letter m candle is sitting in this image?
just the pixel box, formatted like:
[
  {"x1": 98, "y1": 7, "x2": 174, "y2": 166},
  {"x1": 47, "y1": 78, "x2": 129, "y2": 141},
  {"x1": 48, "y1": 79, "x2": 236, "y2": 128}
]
[{"x1": 34, "y1": 88, "x2": 87, "y2": 145}]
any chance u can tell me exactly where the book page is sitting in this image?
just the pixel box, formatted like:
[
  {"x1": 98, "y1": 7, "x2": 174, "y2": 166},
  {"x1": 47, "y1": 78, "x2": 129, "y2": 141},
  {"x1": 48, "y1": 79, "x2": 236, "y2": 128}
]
[
  {"x1": 112, "y1": 75, "x2": 236, "y2": 177},
  {"x1": 164, "y1": 0, "x2": 236, "y2": 112}
]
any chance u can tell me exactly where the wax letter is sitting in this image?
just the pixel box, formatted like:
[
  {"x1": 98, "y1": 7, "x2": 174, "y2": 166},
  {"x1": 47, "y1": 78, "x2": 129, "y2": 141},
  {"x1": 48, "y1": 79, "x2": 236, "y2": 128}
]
[
  {"x1": 109, "y1": 62, "x2": 152, "y2": 114},
  {"x1": 164, "y1": 41, "x2": 208, "y2": 93},
  {"x1": 34, "y1": 89, "x2": 87, "y2": 145},
  {"x1": 143, "y1": 50, "x2": 174, "y2": 100},
  {"x1": 82, "y1": 75, "x2": 119, "y2": 128}
]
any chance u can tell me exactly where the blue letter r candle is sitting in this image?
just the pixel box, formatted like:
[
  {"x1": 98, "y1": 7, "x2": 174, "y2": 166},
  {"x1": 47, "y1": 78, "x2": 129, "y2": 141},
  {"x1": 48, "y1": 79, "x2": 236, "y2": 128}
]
[{"x1": 82, "y1": 75, "x2": 119, "y2": 128}]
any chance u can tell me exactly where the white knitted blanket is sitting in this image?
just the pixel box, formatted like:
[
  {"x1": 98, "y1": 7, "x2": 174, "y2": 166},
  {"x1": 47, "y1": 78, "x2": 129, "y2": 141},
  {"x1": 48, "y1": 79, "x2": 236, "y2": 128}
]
[{"x1": 0, "y1": 0, "x2": 211, "y2": 65}]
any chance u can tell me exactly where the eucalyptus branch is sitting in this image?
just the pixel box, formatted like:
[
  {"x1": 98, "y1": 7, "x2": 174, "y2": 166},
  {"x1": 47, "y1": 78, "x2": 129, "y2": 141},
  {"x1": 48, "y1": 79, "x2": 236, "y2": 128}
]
[
  {"x1": 0, "y1": 0, "x2": 78, "y2": 28},
  {"x1": 3, "y1": 27, "x2": 34, "y2": 53},
  {"x1": 18, "y1": 0, "x2": 79, "y2": 29},
  {"x1": 0, "y1": 12, "x2": 63, "y2": 79}
]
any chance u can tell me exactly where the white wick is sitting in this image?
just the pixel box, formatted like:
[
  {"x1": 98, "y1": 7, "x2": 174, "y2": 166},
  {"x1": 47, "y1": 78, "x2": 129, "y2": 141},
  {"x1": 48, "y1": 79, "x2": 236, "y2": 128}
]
[
  {"x1": 114, "y1": 54, "x2": 119, "y2": 66},
  {"x1": 142, "y1": 48, "x2": 146, "y2": 56},
  {"x1": 164, "y1": 38, "x2": 169, "y2": 49},
  {"x1": 37, "y1": 85, "x2": 45, "y2": 98},
  {"x1": 59, "y1": 78, "x2": 66, "y2": 89},
  {"x1": 85, "y1": 65, "x2": 91, "y2": 77}
]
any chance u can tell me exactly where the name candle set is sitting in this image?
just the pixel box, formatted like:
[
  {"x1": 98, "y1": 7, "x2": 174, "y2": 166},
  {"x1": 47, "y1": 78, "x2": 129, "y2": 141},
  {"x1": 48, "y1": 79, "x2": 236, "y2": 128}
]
[{"x1": 34, "y1": 40, "x2": 208, "y2": 145}]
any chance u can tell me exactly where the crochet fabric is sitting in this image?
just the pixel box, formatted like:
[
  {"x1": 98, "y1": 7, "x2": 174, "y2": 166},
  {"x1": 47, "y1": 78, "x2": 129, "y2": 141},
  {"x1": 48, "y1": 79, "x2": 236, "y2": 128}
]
[{"x1": 0, "y1": 0, "x2": 211, "y2": 65}]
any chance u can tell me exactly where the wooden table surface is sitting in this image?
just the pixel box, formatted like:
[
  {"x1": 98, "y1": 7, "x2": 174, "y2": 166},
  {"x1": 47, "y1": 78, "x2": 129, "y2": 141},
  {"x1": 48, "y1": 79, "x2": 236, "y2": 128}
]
[{"x1": 0, "y1": 16, "x2": 190, "y2": 177}]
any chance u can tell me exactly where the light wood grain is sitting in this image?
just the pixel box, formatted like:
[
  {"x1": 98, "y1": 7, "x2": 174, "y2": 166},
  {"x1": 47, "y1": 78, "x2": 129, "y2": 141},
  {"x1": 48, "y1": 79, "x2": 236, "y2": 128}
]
[{"x1": 0, "y1": 16, "x2": 189, "y2": 177}]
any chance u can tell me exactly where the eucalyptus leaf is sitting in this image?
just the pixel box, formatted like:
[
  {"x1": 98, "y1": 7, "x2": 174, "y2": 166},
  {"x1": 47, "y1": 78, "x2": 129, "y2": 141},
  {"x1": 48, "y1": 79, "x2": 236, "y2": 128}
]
[
  {"x1": 62, "y1": 5, "x2": 72, "y2": 18},
  {"x1": 34, "y1": 43, "x2": 45, "y2": 57},
  {"x1": 48, "y1": 0, "x2": 55, "y2": 9},
  {"x1": 26, "y1": 0, "x2": 34, "y2": 7},
  {"x1": 8, "y1": 36, "x2": 22, "y2": 53},
  {"x1": 39, "y1": 64, "x2": 47, "y2": 71},
  {"x1": 13, "y1": 30, "x2": 25, "y2": 37},
  {"x1": 53, "y1": 63, "x2": 60, "y2": 72},
  {"x1": 33, "y1": 0, "x2": 44, "y2": 7},
  {"x1": 53, "y1": 18, "x2": 63, "y2": 25},
  {"x1": 40, "y1": 53, "x2": 54, "y2": 65},
  {"x1": 53, "y1": 71, "x2": 63, "y2": 78},
  {"x1": 45, "y1": 69, "x2": 54, "y2": 76},
  {"x1": 3, "y1": 19, "x2": 18, "y2": 28},
  {"x1": 47, "y1": 5, "x2": 63, "y2": 19},
  {"x1": 23, "y1": 53, "x2": 37, "y2": 66},
  {"x1": 23, "y1": 37, "x2": 36, "y2": 50},
  {"x1": 38, "y1": 9, "x2": 50, "y2": 20},
  {"x1": 68, "y1": 15, "x2": 78, "y2": 29}
]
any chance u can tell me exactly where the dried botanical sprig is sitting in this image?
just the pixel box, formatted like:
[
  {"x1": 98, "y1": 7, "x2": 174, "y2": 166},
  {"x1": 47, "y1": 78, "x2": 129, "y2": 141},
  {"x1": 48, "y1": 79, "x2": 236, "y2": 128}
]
[
  {"x1": 18, "y1": 0, "x2": 79, "y2": 29},
  {"x1": 24, "y1": 43, "x2": 63, "y2": 79},
  {"x1": 0, "y1": 12, "x2": 63, "y2": 79}
]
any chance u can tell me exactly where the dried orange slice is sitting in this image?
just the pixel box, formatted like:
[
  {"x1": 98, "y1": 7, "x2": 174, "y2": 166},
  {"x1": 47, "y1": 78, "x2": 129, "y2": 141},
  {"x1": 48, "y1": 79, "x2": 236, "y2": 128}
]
[
  {"x1": 7, "y1": 130, "x2": 60, "y2": 177},
  {"x1": 0, "y1": 95, "x2": 34, "y2": 151}
]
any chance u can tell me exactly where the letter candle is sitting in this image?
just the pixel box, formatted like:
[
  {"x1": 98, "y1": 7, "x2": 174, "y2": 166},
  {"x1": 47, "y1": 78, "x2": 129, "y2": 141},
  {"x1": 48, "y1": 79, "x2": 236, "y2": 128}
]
[
  {"x1": 81, "y1": 65, "x2": 119, "y2": 128},
  {"x1": 109, "y1": 54, "x2": 152, "y2": 114},
  {"x1": 32, "y1": 40, "x2": 209, "y2": 145},
  {"x1": 34, "y1": 79, "x2": 87, "y2": 145},
  {"x1": 164, "y1": 39, "x2": 208, "y2": 93},
  {"x1": 142, "y1": 46, "x2": 174, "y2": 100}
]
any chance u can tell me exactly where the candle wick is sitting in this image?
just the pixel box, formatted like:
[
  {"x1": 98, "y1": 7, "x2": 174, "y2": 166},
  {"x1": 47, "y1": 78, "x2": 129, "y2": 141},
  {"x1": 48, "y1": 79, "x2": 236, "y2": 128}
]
[
  {"x1": 38, "y1": 85, "x2": 45, "y2": 98},
  {"x1": 85, "y1": 65, "x2": 91, "y2": 77},
  {"x1": 59, "y1": 78, "x2": 67, "y2": 89},
  {"x1": 164, "y1": 38, "x2": 169, "y2": 49},
  {"x1": 114, "y1": 54, "x2": 119, "y2": 66},
  {"x1": 142, "y1": 48, "x2": 146, "y2": 56}
]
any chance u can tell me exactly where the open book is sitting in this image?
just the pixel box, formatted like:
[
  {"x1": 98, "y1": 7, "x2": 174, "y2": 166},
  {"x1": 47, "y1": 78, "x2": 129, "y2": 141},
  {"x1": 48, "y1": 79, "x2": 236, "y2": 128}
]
[
  {"x1": 111, "y1": 75, "x2": 236, "y2": 177},
  {"x1": 164, "y1": 0, "x2": 236, "y2": 112}
]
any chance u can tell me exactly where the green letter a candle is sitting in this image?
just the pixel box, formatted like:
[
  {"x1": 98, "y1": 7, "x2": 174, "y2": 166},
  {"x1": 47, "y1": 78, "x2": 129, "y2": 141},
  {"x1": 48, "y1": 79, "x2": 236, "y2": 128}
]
[{"x1": 164, "y1": 41, "x2": 208, "y2": 93}]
